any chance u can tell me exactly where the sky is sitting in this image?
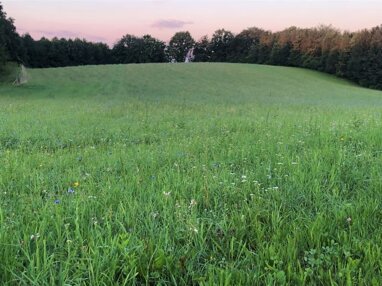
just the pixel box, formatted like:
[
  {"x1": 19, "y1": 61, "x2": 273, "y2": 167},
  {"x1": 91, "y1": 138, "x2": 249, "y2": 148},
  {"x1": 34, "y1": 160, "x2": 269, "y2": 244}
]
[{"x1": 3, "y1": 0, "x2": 382, "y2": 46}]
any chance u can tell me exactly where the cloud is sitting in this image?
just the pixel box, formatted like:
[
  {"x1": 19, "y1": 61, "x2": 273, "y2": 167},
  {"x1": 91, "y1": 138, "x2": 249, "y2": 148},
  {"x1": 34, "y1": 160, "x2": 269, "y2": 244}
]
[{"x1": 152, "y1": 19, "x2": 193, "y2": 29}]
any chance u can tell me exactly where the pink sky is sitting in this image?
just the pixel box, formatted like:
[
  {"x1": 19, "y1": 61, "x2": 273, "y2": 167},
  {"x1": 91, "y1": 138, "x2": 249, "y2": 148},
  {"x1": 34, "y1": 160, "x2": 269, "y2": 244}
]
[{"x1": 3, "y1": 0, "x2": 382, "y2": 46}]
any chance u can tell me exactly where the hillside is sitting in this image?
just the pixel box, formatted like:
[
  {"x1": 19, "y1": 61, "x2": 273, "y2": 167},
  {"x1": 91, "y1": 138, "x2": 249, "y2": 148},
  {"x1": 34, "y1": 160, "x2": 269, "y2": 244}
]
[
  {"x1": 1, "y1": 63, "x2": 382, "y2": 285},
  {"x1": 2, "y1": 63, "x2": 382, "y2": 105}
]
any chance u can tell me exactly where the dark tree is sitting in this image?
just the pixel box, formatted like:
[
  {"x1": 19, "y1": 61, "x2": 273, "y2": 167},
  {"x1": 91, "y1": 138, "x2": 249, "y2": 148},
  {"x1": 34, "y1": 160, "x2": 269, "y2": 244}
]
[
  {"x1": 209, "y1": 29, "x2": 234, "y2": 62},
  {"x1": 194, "y1": 36, "x2": 211, "y2": 62},
  {"x1": 0, "y1": 3, "x2": 25, "y2": 69},
  {"x1": 168, "y1": 31, "x2": 195, "y2": 62},
  {"x1": 140, "y1": 35, "x2": 166, "y2": 63}
]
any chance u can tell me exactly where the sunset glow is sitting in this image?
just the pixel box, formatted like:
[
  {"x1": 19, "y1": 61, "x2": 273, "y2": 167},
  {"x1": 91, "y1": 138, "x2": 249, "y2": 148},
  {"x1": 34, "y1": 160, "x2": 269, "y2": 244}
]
[{"x1": 3, "y1": 0, "x2": 382, "y2": 45}]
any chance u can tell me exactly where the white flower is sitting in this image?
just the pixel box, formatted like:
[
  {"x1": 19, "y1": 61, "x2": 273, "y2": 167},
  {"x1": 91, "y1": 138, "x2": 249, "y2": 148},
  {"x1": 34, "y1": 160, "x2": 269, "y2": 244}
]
[
  {"x1": 30, "y1": 233, "x2": 40, "y2": 240},
  {"x1": 189, "y1": 199, "x2": 197, "y2": 208},
  {"x1": 163, "y1": 191, "x2": 171, "y2": 197},
  {"x1": 151, "y1": 212, "x2": 159, "y2": 219}
]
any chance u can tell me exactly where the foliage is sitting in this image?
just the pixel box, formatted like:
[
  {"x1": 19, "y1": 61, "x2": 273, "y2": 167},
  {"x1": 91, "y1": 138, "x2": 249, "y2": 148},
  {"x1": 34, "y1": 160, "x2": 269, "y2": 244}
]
[
  {"x1": 194, "y1": 36, "x2": 211, "y2": 62},
  {"x1": 167, "y1": 31, "x2": 195, "y2": 62},
  {"x1": 209, "y1": 29, "x2": 234, "y2": 62},
  {"x1": 112, "y1": 34, "x2": 166, "y2": 64},
  {"x1": 21, "y1": 35, "x2": 111, "y2": 68},
  {"x1": 0, "y1": 3, "x2": 25, "y2": 71}
]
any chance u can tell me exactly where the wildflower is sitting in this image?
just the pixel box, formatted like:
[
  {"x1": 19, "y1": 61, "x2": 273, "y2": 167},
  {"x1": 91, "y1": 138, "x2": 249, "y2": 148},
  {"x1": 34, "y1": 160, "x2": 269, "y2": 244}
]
[
  {"x1": 67, "y1": 187, "x2": 75, "y2": 194},
  {"x1": 163, "y1": 191, "x2": 171, "y2": 197},
  {"x1": 54, "y1": 199, "x2": 60, "y2": 204},
  {"x1": 30, "y1": 233, "x2": 40, "y2": 240},
  {"x1": 91, "y1": 217, "x2": 98, "y2": 225},
  {"x1": 189, "y1": 199, "x2": 197, "y2": 208},
  {"x1": 151, "y1": 212, "x2": 159, "y2": 219},
  {"x1": 73, "y1": 182, "x2": 80, "y2": 187},
  {"x1": 241, "y1": 175, "x2": 247, "y2": 179},
  {"x1": 346, "y1": 217, "x2": 352, "y2": 224}
]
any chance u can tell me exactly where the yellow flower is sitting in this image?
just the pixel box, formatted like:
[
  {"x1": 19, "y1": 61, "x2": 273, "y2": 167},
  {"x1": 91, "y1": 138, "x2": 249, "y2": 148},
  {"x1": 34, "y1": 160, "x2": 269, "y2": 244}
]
[{"x1": 73, "y1": 182, "x2": 80, "y2": 187}]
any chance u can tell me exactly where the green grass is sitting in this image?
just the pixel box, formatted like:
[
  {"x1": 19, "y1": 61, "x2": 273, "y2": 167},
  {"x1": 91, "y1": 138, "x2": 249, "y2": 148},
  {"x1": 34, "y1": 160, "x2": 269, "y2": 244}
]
[{"x1": 1, "y1": 63, "x2": 382, "y2": 285}]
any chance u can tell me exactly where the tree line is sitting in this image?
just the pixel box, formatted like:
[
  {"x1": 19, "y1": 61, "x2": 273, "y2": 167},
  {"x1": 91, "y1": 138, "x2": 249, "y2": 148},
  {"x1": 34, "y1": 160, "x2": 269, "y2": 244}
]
[
  {"x1": 0, "y1": 3, "x2": 24, "y2": 71},
  {"x1": 0, "y1": 2, "x2": 381, "y2": 89}
]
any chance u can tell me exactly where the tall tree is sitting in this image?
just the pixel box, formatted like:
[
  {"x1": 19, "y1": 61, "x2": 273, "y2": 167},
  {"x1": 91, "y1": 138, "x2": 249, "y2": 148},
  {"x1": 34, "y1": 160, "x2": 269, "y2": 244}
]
[
  {"x1": 168, "y1": 31, "x2": 195, "y2": 62},
  {"x1": 209, "y1": 29, "x2": 234, "y2": 62},
  {"x1": 112, "y1": 34, "x2": 165, "y2": 64},
  {"x1": 0, "y1": 3, "x2": 25, "y2": 69},
  {"x1": 194, "y1": 36, "x2": 211, "y2": 62},
  {"x1": 141, "y1": 35, "x2": 166, "y2": 63},
  {"x1": 112, "y1": 34, "x2": 142, "y2": 64}
]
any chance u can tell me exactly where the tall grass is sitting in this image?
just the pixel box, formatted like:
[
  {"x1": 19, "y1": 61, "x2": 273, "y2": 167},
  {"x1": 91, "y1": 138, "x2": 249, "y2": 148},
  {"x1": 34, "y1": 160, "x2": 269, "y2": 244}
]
[{"x1": 1, "y1": 63, "x2": 382, "y2": 285}]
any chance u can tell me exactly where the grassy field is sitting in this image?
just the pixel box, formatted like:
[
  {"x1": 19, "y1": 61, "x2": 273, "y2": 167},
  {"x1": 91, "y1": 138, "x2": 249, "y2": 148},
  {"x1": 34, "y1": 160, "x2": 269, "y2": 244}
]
[{"x1": 1, "y1": 63, "x2": 382, "y2": 285}]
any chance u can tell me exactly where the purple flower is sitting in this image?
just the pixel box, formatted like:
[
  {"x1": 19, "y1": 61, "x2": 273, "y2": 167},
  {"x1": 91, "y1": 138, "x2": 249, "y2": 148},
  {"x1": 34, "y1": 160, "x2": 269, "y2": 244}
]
[
  {"x1": 54, "y1": 199, "x2": 61, "y2": 204},
  {"x1": 67, "y1": 187, "x2": 75, "y2": 194}
]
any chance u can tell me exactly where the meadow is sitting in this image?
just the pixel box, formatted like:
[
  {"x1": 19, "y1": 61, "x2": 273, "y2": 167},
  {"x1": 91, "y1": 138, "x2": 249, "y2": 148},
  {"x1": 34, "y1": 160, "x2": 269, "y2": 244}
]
[{"x1": 1, "y1": 63, "x2": 382, "y2": 285}]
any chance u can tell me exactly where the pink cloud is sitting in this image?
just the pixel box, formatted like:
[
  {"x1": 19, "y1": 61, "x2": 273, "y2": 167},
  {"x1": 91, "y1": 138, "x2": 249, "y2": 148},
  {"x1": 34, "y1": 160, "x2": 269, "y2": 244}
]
[{"x1": 152, "y1": 19, "x2": 193, "y2": 29}]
